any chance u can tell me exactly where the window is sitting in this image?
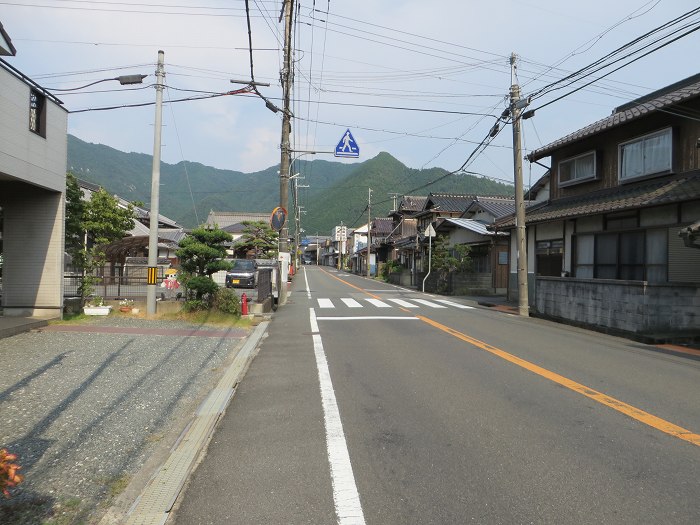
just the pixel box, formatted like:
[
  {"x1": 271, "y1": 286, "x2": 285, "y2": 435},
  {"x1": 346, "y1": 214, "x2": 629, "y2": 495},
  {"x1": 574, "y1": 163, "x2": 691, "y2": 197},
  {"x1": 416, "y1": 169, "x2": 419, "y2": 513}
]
[
  {"x1": 619, "y1": 128, "x2": 672, "y2": 182},
  {"x1": 29, "y1": 89, "x2": 47, "y2": 137},
  {"x1": 559, "y1": 151, "x2": 596, "y2": 186},
  {"x1": 575, "y1": 234, "x2": 594, "y2": 278},
  {"x1": 536, "y1": 240, "x2": 564, "y2": 277},
  {"x1": 574, "y1": 229, "x2": 667, "y2": 282}
]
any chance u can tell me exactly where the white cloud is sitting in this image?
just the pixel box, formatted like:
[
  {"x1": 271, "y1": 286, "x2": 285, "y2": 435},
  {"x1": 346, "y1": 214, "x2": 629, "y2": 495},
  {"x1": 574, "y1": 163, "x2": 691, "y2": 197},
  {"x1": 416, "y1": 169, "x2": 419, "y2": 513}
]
[{"x1": 4, "y1": 0, "x2": 700, "y2": 183}]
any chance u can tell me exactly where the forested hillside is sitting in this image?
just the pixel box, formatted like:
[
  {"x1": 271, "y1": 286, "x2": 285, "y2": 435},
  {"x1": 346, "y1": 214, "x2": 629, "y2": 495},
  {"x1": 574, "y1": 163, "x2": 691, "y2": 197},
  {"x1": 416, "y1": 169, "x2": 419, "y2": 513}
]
[{"x1": 67, "y1": 135, "x2": 514, "y2": 232}]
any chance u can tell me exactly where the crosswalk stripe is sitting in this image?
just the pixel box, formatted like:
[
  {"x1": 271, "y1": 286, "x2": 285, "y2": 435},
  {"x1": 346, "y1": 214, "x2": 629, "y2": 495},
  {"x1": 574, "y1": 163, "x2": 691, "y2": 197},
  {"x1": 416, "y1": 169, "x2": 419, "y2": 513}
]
[
  {"x1": 341, "y1": 298, "x2": 363, "y2": 308},
  {"x1": 316, "y1": 297, "x2": 475, "y2": 311},
  {"x1": 387, "y1": 298, "x2": 419, "y2": 308},
  {"x1": 365, "y1": 298, "x2": 391, "y2": 308},
  {"x1": 434, "y1": 299, "x2": 475, "y2": 309},
  {"x1": 411, "y1": 299, "x2": 447, "y2": 308}
]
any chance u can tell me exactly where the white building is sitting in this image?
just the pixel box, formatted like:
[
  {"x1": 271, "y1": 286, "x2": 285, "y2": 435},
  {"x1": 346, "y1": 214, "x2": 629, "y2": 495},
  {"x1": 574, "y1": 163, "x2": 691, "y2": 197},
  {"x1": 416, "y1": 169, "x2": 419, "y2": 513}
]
[{"x1": 0, "y1": 22, "x2": 68, "y2": 318}]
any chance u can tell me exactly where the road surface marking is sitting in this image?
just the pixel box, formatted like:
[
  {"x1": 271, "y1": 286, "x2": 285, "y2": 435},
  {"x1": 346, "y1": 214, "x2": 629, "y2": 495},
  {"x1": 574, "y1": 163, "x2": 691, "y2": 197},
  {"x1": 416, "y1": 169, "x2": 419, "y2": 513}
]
[
  {"x1": 317, "y1": 316, "x2": 419, "y2": 321},
  {"x1": 411, "y1": 299, "x2": 447, "y2": 308},
  {"x1": 387, "y1": 298, "x2": 420, "y2": 308},
  {"x1": 417, "y1": 315, "x2": 700, "y2": 448},
  {"x1": 341, "y1": 298, "x2": 363, "y2": 308},
  {"x1": 304, "y1": 266, "x2": 311, "y2": 299},
  {"x1": 320, "y1": 268, "x2": 382, "y2": 299},
  {"x1": 318, "y1": 298, "x2": 335, "y2": 308},
  {"x1": 309, "y1": 308, "x2": 366, "y2": 524},
  {"x1": 657, "y1": 344, "x2": 700, "y2": 358},
  {"x1": 365, "y1": 298, "x2": 391, "y2": 308},
  {"x1": 434, "y1": 299, "x2": 475, "y2": 309},
  {"x1": 310, "y1": 307, "x2": 319, "y2": 333}
]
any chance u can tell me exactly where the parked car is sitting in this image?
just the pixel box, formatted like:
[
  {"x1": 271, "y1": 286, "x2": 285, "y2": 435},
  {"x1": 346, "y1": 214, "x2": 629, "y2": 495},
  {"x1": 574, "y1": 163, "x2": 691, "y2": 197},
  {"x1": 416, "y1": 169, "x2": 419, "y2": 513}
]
[{"x1": 225, "y1": 259, "x2": 257, "y2": 288}]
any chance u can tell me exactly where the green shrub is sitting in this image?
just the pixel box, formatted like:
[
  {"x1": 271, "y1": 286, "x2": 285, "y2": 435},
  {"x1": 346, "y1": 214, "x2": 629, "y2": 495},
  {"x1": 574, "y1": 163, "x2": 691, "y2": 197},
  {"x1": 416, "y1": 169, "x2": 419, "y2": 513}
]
[
  {"x1": 182, "y1": 299, "x2": 209, "y2": 312},
  {"x1": 381, "y1": 260, "x2": 402, "y2": 281},
  {"x1": 186, "y1": 275, "x2": 218, "y2": 303},
  {"x1": 213, "y1": 287, "x2": 242, "y2": 316}
]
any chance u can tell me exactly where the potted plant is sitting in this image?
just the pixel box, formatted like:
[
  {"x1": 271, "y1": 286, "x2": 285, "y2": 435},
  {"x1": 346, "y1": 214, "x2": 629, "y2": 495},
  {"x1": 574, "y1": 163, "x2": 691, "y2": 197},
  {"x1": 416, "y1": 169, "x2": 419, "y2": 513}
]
[
  {"x1": 119, "y1": 298, "x2": 134, "y2": 312},
  {"x1": 83, "y1": 296, "x2": 112, "y2": 316}
]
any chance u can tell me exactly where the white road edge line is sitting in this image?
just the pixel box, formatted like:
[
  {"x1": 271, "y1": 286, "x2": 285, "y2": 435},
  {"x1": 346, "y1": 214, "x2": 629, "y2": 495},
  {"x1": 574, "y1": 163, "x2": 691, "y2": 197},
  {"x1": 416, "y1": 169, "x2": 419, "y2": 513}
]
[
  {"x1": 304, "y1": 266, "x2": 311, "y2": 299},
  {"x1": 309, "y1": 308, "x2": 366, "y2": 525},
  {"x1": 317, "y1": 316, "x2": 419, "y2": 321}
]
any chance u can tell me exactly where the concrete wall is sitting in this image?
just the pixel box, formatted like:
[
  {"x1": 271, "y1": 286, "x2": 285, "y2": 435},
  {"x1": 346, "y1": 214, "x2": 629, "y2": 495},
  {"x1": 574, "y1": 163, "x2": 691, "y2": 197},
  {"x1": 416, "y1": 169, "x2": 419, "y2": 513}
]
[
  {"x1": 0, "y1": 68, "x2": 67, "y2": 192},
  {"x1": 1, "y1": 184, "x2": 65, "y2": 317},
  {"x1": 0, "y1": 65, "x2": 67, "y2": 318},
  {"x1": 535, "y1": 276, "x2": 700, "y2": 336}
]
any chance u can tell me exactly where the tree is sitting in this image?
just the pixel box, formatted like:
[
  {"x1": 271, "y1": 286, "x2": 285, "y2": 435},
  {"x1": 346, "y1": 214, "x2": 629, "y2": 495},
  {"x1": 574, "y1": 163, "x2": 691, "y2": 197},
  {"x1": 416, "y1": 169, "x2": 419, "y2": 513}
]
[
  {"x1": 64, "y1": 174, "x2": 135, "y2": 303},
  {"x1": 176, "y1": 227, "x2": 232, "y2": 302},
  {"x1": 65, "y1": 172, "x2": 86, "y2": 261},
  {"x1": 233, "y1": 220, "x2": 279, "y2": 259},
  {"x1": 430, "y1": 235, "x2": 472, "y2": 293}
]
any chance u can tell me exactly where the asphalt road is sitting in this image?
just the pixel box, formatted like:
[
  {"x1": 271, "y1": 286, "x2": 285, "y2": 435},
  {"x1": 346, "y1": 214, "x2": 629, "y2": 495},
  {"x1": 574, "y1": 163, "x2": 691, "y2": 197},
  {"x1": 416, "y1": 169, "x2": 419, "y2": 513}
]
[{"x1": 172, "y1": 266, "x2": 700, "y2": 524}]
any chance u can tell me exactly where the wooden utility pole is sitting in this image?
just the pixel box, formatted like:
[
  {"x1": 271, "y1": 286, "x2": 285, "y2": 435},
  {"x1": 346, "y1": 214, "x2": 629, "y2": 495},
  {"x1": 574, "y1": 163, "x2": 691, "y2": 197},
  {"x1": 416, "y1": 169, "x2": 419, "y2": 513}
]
[
  {"x1": 510, "y1": 53, "x2": 529, "y2": 317},
  {"x1": 278, "y1": 0, "x2": 294, "y2": 304}
]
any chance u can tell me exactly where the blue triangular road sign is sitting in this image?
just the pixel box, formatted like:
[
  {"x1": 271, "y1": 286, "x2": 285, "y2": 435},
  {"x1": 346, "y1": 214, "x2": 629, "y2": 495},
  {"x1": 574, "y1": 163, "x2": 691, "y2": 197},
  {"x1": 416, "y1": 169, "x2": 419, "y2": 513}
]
[{"x1": 335, "y1": 129, "x2": 360, "y2": 158}]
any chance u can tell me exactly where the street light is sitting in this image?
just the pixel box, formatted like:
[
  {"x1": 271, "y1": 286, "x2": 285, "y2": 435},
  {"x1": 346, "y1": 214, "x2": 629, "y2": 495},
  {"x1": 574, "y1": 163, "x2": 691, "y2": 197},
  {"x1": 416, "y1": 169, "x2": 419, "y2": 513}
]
[{"x1": 47, "y1": 74, "x2": 148, "y2": 91}]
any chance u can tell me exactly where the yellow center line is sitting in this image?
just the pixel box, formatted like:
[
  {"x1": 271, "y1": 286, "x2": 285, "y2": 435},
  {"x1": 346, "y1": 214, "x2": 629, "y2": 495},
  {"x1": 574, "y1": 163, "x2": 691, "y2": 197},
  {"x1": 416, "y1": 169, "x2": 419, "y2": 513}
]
[
  {"x1": 416, "y1": 315, "x2": 700, "y2": 448},
  {"x1": 320, "y1": 268, "x2": 382, "y2": 300},
  {"x1": 657, "y1": 344, "x2": 700, "y2": 358},
  {"x1": 317, "y1": 268, "x2": 700, "y2": 447}
]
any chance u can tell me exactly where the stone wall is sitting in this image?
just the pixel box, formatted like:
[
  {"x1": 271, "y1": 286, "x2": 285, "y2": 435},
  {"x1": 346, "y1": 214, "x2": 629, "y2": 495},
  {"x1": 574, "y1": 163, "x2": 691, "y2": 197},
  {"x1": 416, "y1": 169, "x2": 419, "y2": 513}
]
[{"x1": 535, "y1": 277, "x2": 700, "y2": 336}]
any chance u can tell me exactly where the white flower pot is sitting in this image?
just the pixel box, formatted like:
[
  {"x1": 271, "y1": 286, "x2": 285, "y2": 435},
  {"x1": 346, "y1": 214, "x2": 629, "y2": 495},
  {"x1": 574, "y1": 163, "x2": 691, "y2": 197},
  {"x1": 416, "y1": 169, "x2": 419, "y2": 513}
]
[{"x1": 83, "y1": 305, "x2": 112, "y2": 316}]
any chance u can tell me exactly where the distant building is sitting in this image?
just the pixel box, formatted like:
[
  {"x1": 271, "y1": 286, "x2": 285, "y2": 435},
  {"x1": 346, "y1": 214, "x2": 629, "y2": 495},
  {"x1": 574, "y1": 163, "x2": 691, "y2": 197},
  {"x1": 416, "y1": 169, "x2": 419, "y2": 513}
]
[{"x1": 206, "y1": 210, "x2": 270, "y2": 258}]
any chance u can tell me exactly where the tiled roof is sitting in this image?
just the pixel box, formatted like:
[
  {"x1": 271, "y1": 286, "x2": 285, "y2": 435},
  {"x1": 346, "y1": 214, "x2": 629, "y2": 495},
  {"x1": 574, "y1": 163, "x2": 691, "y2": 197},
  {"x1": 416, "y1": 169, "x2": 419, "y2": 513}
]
[
  {"x1": 77, "y1": 178, "x2": 183, "y2": 229},
  {"x1": 529, "y1": 73, "x2": 700, "y2": 160},
  {"x1": 372, "y1": 217, "x2": 394, "y2": 235},
  {"x1": 495, "y1": 172, "x2": 700, "y2": 228},
  {"x1": 441, "y1": 218, "x2": 508, "y2": 236},
  {"x1": 206, "y1": 211, "x2": 269, "y2": 228},
  {"x1": 425, "y1": 193, "x2": 476, "y2": 213},
  {"x1": 398, "y1": 196, "x2": 427, "y2": 212},
  {"x1": 465, "y1": 197, "x2": 515, "y2": 219}
]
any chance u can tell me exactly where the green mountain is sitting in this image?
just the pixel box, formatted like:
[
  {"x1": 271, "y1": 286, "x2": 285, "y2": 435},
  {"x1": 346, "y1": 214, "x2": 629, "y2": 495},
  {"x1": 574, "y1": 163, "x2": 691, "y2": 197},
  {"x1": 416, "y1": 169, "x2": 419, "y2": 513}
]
[{"x1": 67, "y1": 135, "x2": 514, "y2": 233}]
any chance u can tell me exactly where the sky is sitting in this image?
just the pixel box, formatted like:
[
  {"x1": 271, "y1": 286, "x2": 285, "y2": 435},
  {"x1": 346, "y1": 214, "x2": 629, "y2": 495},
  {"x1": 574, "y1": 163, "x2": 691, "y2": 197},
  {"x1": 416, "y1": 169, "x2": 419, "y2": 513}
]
[{"x1": 3, "y1": 0, "x2": 700, "y2": 194}]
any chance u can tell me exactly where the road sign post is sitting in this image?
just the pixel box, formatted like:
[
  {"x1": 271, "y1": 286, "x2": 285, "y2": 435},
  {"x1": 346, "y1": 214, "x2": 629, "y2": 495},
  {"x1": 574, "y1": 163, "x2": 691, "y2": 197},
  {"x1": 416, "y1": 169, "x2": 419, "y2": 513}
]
[{"x1": 422, "y1": 224, "x2": 436, "y2": 293}]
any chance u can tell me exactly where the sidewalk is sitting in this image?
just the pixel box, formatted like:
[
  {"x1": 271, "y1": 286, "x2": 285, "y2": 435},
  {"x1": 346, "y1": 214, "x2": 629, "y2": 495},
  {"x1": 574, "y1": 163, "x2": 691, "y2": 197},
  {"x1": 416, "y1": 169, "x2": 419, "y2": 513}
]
[{"x1": 0, "y1": 315, "x2": 260, "y2": 524}]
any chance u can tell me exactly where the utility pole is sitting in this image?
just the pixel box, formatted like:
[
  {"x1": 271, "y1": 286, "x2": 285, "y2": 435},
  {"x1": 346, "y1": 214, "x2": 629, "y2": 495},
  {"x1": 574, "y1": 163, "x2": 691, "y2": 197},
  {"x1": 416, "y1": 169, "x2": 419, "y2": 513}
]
[
  {"x1": 367, "y1": 188, "x2": 372, "y2": 278},
  {"x1": 146, "y1": 50, "x2": 164, "y2": 316},
  {"x1": 278, "y1": 0, "x2": 294, "y2": 305},
  {"x1": 337, "y1": 222, "x2": 342, "y2": 271},
  {"x1": 510, "y1": 53, "x2": 529, "y2": 317},
  {"x1": 294, "y1": 179, "x2": 308, "y2": 271},
  {"x1": 389, "y1": 192, "x2": 400, "y2": 211}
]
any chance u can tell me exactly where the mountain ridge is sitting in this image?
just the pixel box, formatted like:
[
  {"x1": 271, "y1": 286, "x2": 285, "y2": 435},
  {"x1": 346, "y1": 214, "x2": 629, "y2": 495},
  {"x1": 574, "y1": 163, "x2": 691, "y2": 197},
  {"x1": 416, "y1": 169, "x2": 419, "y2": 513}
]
[{"x1": 67, "y1": 134, "x2": 515, "y2": 233}]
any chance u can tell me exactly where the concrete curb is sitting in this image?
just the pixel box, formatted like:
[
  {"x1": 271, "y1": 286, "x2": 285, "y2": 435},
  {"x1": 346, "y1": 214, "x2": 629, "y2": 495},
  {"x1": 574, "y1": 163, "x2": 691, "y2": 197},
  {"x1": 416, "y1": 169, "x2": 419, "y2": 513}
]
[{"x1": 106, "y1": 321, "x2": 269, "y2": 525}]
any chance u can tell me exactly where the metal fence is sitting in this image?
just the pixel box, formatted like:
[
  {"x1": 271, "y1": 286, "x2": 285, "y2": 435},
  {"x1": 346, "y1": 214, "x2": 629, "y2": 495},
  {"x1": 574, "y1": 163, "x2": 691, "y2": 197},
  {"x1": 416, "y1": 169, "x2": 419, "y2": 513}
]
[
  {"x1": 64, "y1": 275, "x2": 164, "y2": 300},
  {"x1": 64, "y1": 264, "x2": 176, "y2": 299}
]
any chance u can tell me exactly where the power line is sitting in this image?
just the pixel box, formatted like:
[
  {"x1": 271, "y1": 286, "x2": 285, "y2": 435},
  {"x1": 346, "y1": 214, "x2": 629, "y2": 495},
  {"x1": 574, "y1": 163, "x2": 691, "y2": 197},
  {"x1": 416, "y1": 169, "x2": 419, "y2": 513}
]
[
  {"x1": 529, "y1": 7, "x2": 700, "y2": 101},
  {"x1": 0, "y1": 0, "x2": 270, "y2": 17},
  {"x1": 529, "y1": 20, "x2": 700, "y2": 114},
  {"x1": 68, "y1": 88, "x2": 254, "y2": 113}
]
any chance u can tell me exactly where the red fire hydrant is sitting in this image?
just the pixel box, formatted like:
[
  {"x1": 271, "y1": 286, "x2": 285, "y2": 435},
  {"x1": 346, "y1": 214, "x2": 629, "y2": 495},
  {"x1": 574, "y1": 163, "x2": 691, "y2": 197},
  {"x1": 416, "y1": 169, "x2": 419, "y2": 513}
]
[{"x1": 241, "y1": 292, "x2": 248, "y2": 315}]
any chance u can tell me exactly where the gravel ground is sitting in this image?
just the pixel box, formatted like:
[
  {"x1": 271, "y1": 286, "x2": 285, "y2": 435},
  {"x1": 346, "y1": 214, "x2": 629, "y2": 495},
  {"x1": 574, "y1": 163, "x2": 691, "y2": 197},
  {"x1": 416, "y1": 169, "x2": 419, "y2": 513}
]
[{"x1": 0, "y1": 316, "x2": 250, "y2": 524}]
